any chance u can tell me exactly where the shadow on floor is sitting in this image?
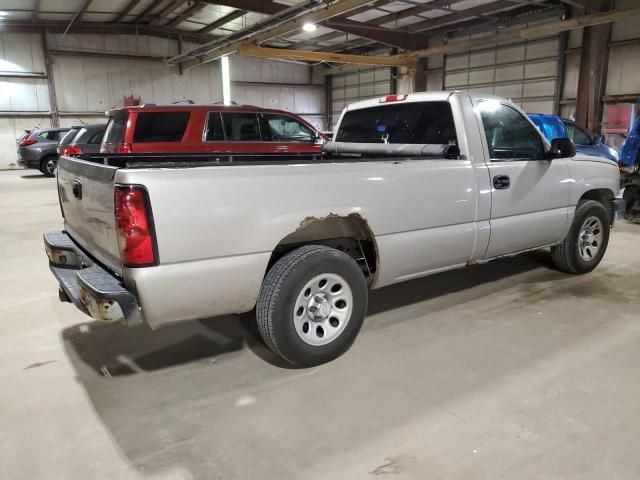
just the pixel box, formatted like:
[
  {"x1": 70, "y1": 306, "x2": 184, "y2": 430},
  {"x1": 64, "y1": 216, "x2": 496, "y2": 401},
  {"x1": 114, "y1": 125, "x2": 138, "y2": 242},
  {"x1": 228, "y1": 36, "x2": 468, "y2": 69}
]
[
  {"x1": 62, "y1": 250, "x2": 558, "y2": 379},
  {"x1": 20, "y1": 173, "x2": 47, "y2": 179}
]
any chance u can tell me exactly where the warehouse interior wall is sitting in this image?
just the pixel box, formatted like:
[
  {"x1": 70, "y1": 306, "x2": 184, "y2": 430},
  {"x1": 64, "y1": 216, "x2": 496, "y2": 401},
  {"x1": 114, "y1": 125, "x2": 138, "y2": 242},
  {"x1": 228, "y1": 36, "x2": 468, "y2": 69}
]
[{"x1": 1, "y1": 32, "x2": 325, "y2": 170}]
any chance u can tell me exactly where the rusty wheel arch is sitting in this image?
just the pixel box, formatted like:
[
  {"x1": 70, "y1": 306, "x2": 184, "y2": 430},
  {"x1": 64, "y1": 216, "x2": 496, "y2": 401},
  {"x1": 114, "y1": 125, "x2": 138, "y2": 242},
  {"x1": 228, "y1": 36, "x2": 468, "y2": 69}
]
[{"x1": 267, "y1": 213, "x2": 379, "y2": 285}]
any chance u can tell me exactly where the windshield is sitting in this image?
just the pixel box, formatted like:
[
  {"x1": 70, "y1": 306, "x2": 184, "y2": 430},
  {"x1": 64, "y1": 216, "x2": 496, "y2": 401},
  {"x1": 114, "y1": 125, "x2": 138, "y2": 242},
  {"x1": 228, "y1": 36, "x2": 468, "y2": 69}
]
[
  {"x1": 59, "y1": 128, "x2": 80, "y2": 147},
  {"x1": 336, "y1": 101, "x2": 457, "y2": 144}
]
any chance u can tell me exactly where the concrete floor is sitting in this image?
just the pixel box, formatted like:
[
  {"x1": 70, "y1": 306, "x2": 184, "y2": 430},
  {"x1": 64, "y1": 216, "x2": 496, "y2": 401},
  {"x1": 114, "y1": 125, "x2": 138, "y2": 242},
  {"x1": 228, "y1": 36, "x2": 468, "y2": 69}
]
[{"x1": 2, "y1": 169, "x2": 640, "y2": 480}]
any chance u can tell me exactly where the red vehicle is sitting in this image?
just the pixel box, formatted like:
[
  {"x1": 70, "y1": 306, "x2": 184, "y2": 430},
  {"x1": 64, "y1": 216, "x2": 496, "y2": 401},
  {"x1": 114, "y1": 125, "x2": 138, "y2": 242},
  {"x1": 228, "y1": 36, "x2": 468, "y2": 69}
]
[{"x1": 101, "y1": 104, "x2": 326, "y2": 155}]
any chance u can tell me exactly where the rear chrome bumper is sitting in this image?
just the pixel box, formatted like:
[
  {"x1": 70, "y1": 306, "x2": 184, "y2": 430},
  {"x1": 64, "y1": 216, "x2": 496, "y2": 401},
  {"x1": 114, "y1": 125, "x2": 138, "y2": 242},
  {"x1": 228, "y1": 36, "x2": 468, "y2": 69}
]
[{"x1": 44, "y1": 231, "x2": 142, "y2": 325}]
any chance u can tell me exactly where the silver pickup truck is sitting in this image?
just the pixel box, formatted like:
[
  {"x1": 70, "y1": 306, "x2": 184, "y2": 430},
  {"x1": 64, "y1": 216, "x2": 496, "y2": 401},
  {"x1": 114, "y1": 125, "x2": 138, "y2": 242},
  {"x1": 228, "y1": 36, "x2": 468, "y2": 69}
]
[{"x1": 45, "y1": 92, "x2": 624, "y2": 366}]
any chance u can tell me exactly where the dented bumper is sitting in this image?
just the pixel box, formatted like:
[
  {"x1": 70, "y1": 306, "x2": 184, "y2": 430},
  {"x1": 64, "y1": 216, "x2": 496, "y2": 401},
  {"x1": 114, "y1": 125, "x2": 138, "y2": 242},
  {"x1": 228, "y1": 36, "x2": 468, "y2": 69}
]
[{"x1": 44, "y1": 231, "x2": 142, "y2": 325}]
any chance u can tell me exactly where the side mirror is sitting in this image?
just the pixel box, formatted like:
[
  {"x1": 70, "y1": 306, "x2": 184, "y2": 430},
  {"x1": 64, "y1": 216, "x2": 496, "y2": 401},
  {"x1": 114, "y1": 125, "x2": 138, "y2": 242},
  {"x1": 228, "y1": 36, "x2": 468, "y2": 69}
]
[{"x1": 549, "y1": 137, "x2": 576, "y2": 158}]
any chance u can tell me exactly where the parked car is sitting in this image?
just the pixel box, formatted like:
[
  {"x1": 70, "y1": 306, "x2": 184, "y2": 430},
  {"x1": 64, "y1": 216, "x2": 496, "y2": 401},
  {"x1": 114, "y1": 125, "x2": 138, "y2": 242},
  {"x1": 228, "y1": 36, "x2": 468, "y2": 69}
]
[
  {"x1": 101, "y1": 104, "x2": 327, "y2": 155},
  {"x1": 529, "y1": 113, "x2": 619, "y2": 162},
  {"x1": 17, "y1": 127, "x2": 70, "y2": 176},
  {"x1": 58, "y1": 123, "x2": 107, "y2": 157},
  {"x1": 45, "y1": 92, "x2": 623, "y2": 367}
]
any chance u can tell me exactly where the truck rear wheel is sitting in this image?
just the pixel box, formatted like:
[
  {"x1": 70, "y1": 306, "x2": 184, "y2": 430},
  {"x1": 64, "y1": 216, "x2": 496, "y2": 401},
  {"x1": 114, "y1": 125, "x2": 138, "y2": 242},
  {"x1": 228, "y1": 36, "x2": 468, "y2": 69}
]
[
  {"x1": 551, "y1": 200, "x2": 610, "y2": 274},
  {"x1": 256, "y1": 245, "x2": 368, "y2": 367}
]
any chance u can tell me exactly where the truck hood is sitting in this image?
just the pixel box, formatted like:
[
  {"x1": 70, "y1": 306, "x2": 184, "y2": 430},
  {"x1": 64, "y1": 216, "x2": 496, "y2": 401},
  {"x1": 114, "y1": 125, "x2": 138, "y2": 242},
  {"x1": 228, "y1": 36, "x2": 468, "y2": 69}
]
[{"x1": 571, "y1": 152, "x2": 618, "y2": 168}]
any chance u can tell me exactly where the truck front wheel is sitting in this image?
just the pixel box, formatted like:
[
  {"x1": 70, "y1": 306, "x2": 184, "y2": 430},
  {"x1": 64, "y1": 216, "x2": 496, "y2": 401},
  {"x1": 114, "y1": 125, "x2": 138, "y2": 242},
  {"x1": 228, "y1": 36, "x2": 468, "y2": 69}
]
[
  {"x1": 551, "y1": 200, "x2": 611, "y2": 274},
  {"x1": 256, "y1": 245, "x2": 368, "y2": 367}
]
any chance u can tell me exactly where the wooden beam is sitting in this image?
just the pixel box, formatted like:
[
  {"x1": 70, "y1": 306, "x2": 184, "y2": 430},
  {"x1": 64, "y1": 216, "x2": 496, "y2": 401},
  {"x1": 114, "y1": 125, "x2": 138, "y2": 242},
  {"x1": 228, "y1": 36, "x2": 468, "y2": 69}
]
[
  {"x1": 198, "y1": 9, "x2": 247, "y2": 34},
  {"x1": 237, "y1": 45, "x2": 411, "y2": 67}
]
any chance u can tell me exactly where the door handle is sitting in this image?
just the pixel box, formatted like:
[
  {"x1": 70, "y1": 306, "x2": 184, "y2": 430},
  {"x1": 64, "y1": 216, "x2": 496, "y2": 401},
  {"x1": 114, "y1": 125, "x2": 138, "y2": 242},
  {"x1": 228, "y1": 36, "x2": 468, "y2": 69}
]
[{"x1": 493, "y1": 175, "x2": 510, "y2": 190}]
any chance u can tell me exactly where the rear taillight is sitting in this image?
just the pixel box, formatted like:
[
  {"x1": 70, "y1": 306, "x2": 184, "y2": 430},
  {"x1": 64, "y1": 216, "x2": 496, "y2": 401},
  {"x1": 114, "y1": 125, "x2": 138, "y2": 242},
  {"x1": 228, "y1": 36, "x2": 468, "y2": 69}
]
[
  {"x1": 61, "y1": 145, "x2": 82, "y2": 156},
  {"x1": 117, "y1": 143, "x2": 132, "y2": 154},
  {"x1": 19, "y1": 133, "x2": 37, "y2": 147},
  {"x1": 114, "y1": 186, "x2": 157, "y2": 266}
]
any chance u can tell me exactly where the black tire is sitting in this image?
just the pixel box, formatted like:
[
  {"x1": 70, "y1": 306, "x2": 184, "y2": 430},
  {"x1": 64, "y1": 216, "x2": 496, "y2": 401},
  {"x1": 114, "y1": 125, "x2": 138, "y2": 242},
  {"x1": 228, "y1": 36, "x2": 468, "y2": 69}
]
[
  {"x1": 40, "y1": 155, "x2": 58, "y2": 177},
  {"x1": 256, "y1": 245, "x2": 368, "y2": 367},
  {"x1": 551, "y1": 200, "x2": 611, "y2": 274}
]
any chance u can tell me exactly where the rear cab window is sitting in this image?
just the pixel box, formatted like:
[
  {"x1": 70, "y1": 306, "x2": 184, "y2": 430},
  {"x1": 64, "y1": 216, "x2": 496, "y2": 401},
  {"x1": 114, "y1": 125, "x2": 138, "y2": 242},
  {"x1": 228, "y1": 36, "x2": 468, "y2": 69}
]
[{"x1": 336, "y1": 101, "x2": 458, "y2": 145}]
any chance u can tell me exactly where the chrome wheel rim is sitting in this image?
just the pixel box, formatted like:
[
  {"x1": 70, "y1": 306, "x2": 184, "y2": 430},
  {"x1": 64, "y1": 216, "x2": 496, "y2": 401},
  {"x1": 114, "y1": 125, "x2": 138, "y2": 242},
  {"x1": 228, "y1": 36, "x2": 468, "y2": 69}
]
[
  {"x1": 578, "y1": 215, "x2": 603, "y2": 262},
  {"x1": 293, "y1": 273, "x2": 353, "y2": 346},
  {"x1": 46, "y1": 158, "x2": 57, "y2": 176}
]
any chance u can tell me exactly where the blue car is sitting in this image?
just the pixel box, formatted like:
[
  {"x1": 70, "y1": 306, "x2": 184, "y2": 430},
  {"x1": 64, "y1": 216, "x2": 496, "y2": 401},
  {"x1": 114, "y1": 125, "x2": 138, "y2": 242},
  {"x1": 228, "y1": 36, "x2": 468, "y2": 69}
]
[{"x1": 529, "y1": 114, "x2": 619, "y2": 162}]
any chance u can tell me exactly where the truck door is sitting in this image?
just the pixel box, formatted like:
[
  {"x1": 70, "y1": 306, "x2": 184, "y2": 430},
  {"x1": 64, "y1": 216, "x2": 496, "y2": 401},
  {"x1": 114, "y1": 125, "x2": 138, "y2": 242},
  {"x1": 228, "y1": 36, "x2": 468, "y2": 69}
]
[{"x1": 476, "y1": 100, "x2": 571, "y2": 258}]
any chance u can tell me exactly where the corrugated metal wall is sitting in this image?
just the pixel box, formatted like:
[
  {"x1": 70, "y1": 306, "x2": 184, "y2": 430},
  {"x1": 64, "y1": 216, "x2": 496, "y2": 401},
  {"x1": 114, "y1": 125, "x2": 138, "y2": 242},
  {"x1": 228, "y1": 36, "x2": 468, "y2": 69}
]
[
  {"x1": 443, "y1": 37, "x2": 560, "y2": 115},
  {"x1": 1, "y1": 32, "x2": 324, "y2": 170},
  {"x1": 330, "y1": 67, "x2": 392, "y2": 128}
]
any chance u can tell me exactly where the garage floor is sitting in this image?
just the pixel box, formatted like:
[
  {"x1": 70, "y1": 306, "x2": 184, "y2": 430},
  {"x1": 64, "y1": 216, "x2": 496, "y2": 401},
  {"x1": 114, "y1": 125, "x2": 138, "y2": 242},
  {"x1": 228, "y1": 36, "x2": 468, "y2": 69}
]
[{"x1": 2, "y1": 169, "x2": 640, "y2": 480}]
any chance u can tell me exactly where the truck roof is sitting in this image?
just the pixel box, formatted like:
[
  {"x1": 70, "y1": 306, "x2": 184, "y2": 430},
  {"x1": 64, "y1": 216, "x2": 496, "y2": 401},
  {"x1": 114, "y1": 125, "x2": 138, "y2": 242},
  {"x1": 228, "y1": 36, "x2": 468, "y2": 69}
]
[{"x1": 343, "y1": 90, "x2": 513, "y2": 112}]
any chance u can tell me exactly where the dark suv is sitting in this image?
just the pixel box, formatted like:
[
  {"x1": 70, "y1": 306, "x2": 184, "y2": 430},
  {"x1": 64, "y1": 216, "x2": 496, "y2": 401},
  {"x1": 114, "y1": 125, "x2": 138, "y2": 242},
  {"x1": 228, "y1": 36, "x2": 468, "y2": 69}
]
[{"x1": 17, "y1": 127, "x2": 70, "y2": 176}]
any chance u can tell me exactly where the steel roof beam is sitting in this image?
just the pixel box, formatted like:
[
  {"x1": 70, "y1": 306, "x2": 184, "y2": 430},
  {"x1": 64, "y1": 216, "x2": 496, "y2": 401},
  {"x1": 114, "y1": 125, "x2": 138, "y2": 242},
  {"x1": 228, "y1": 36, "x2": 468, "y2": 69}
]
[
  {"x1": 199, "y1": 9, "x2": 247, "y2": 34},
  {"x1": 113, "y1": 0, "x2": 144, "y2": 22}
]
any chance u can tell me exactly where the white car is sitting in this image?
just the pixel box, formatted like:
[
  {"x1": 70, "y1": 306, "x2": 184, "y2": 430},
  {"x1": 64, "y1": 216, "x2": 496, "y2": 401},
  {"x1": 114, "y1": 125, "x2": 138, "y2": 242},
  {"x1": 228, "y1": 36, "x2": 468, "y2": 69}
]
[{"x1": 45, "y1": 91, "x2": 624, "y2": 367}]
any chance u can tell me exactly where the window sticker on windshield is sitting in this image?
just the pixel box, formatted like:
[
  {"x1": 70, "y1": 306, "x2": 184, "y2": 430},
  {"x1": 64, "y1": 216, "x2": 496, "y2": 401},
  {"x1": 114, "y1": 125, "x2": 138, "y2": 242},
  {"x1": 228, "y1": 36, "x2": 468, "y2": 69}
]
[{"x1": 376, "y1": 124, "x2": 387, "y2": 133}]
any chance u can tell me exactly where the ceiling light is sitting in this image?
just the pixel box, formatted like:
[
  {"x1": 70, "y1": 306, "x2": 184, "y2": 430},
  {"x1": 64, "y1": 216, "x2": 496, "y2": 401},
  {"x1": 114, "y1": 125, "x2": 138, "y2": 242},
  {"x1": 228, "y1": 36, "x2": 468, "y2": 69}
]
[{"x1": 302, "y1": 22, "x2": 317, "y2": 32}]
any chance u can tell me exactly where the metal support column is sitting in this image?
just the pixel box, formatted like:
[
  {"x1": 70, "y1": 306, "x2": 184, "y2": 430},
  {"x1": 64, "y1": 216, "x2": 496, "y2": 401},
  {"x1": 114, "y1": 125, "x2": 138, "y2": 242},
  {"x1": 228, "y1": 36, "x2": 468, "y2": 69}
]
[
  {"x1": 413, "y1": 58, "x2": 428, "y2": 92},
  {"x1": 41, "y1": 31, "x2": 60, "y2": 127}
]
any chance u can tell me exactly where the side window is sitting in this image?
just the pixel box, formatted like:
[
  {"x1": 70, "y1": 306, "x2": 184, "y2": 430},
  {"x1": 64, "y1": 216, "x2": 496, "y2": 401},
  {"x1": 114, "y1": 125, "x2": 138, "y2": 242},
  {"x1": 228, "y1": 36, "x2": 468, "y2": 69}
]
[
  {"x1": 564, "y1": 122, "x2": 591, "y2": 145},
  {"x1": 133, "y1": 112, "x2": 190, "y2": 142},
  {"x1": 204, "y1": 112, "x2": 225, "y2": 141},
  {"x1": 40, "y1": 131, "x2": 54, "y2": 140},
  {"x1": 478, "y1": 101, "x2": 545, "y2": 160},
  {"x1": 264, "y1": 114, "x2": 313, "y2": 142},
  {"x1": 88, "y1": 129, "x2": 106, "y2": 144},
  {"x1": 54, "y1": 130, "x2": 68, "y2": 141},
  {"x1": 222, "y1": 113, "x2": 261, "y2": 141}
]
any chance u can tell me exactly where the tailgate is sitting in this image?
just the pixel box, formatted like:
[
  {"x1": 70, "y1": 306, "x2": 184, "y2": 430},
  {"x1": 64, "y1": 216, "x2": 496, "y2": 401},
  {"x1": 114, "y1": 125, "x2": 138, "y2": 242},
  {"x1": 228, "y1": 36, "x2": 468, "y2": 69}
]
[{"x1": 57, "y1": 156, "x2": 123, "y2": 276}]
